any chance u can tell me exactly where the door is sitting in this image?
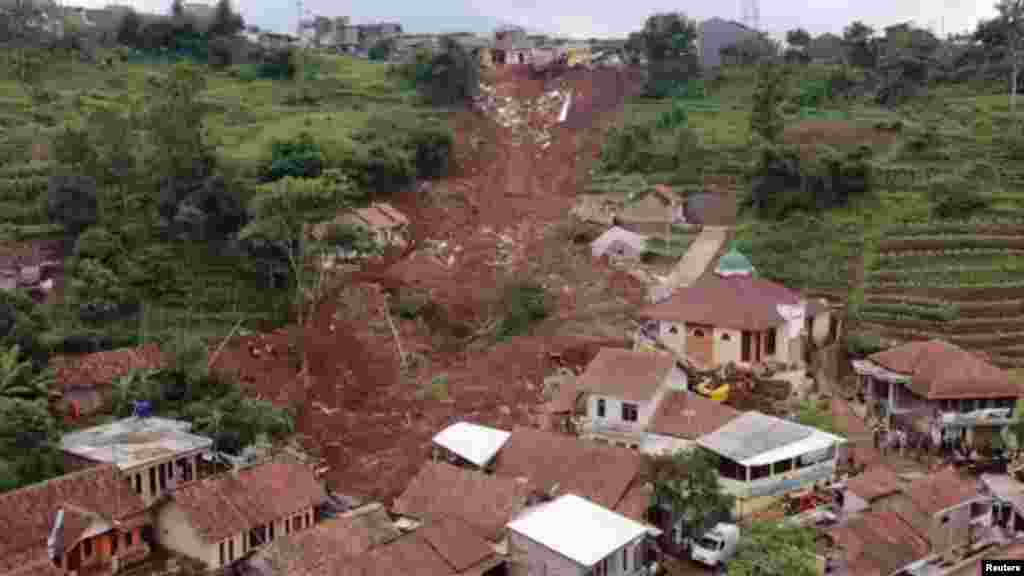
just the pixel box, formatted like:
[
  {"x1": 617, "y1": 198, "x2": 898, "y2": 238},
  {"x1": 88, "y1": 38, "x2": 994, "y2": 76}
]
[
  {"x1": 687, "y1": 324, "x2": 715, "y2": 366},
  {"x1": 741, "y1": 331, "x2": 751, "y2": 362}
]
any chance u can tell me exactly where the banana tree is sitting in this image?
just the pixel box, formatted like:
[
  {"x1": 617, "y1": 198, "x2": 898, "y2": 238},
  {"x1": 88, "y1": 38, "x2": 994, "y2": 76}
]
[{"x1": 0, "y1": 345, "x2": 57, "y2": 401}]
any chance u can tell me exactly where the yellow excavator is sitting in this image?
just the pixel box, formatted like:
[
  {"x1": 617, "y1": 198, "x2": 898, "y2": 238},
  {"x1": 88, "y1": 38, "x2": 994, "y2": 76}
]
[{"x1": 697, "y1": 380, "x2": 730, "y2": 403}]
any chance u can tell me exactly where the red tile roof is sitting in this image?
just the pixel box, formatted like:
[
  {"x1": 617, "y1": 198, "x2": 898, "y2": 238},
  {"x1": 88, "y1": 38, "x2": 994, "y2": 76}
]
[
  {"x1": 3, "y1": 556, "x2": 64, "y2": 576},
  {"x1": 543, "y1": 379, "x2": 584, "y2": 414},
  {"x1": 362, "y1": 534, "x2": 453, "y2": 576},
  {"x1": 349, "y1": 203, "x2": 409, "y2": 231},
  {"x1": 0, "y1": 464, "x2": 148, "y2": 573},
  {"x1": 577, "y1": 348, "x2": 677, "y2": 402},
  {"x1": 170, "y1": 460, "x2": 327, "y2": 543},
  {"x1": 648, "y1": 391, "x2": 741, "y2": 439},
  {"x1": 613, "y1": 482, "x2": 653, "y2": 525},
  {"x1": 250, "y1": 514, "x2": 377, "y2": 576},
  {"x1": 51, "y1": 344, "x2": 165, "y2": 390},
  {"x1": 868, "y1": 340, "x2": 1018, "y2": 399},
  {"x1": 829, "y1": 510, "x2": 928, "y2": 576},
  {"x1": 846, "y1": 466, "x2": 902, "y2": 503},
  {"x1": 901, "y1": 467, "x2": 980, "y2": 516},
  {"x1": 493, "y1": 426, "x2": 643, "y2": 510},
  {"x1": 392, "y1": 461, "x2": 528, "y2": 542},
  {"x1": 417, "y1": 515, "x2": 495, "y2": 573},
  {"x1": 637, "y1": 274, "x2": 802, "y2": 331}
]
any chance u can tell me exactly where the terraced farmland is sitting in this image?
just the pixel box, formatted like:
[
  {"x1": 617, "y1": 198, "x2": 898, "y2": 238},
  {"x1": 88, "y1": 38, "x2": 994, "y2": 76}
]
[
  {"x1": 0, "y1": 162, "x2": 63, "y2": 240},
  {"x1": 860, "y1": 222, "x2": 1024, "y2": 367}
]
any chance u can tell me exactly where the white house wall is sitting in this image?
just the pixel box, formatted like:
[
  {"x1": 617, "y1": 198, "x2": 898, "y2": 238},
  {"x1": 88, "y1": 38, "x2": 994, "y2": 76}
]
[
  {"x1": 658, "y1": 321, "x2": 687, "y2": 356},
  {"x1": 510, "y1": 531, "x2": 584, "y2": 576},
  {"x1": 156, "y1": 501, "x2": 216, "y2": 568},
  {"x1": 712, "y1": 327, "x2": 741, "y2": 365}
]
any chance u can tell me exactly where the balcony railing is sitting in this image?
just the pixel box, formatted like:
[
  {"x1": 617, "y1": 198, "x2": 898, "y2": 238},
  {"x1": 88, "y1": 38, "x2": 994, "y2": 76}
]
[
  {"x1": 578, "y1": 417, "x2": 643, "y2": 437},
  {"x1": 940, "y1": 408, "x2": 1016, "y2": 427}
]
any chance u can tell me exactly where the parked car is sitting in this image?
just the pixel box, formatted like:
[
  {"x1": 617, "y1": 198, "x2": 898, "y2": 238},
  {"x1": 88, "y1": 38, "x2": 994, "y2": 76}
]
[{"x1": 691, "y1": 523, "x2": 740, "y2": 567}]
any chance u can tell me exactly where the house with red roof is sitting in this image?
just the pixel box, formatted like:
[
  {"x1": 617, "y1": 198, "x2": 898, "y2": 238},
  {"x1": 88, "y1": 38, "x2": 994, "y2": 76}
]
[
  {"x1": 637, "y1": 249, "x2": 832, "y2": 370},
  {"x1": 154, "y1": 460, "x2": 327, "y2": 570},
  {"x1": 0, "y1": 465, "x2": 151, "y2": 576},
  {"x1": 853, "y1": 340, "x2": 1021, "y2": 448}
]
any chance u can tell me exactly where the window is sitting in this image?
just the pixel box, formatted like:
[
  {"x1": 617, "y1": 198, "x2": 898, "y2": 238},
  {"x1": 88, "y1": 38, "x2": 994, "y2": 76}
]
[
  {"x1": 693, "y1": 328, "x2": 705, "y2": 338},
  {"x1": 623, "y1": 547, "x2": 628, "y2": 571},
  {"x1": 134, "y1": 474, "x2": 142, "y2": 494},
  {"x1": 718, "y1": 458, "x2": 744, "y2": 481},
  {"x1": 126, "y1": 531, "x2": 133, "y2": 547},
  {"x1": 159, "y1": 462, "x2": 166, "y2": 490},
  {"x1": 83, "y1": 539, "x2": 93, "y2": 557},
  {"x1": 285, "y1": 518, "x2": 291, "y2": 535},
  {"x1": 622, "y1": 403, "x2": 639, "y2": 422},
  {"x1": 941, "y1": 516, "x2": 949, "y2": 525},
  {"x1": 269, "y1": 522, "x2": 275, "y2": 541},
  {"x1": 750, "y1": 464, "x2": 771, "y2": 480},
  {"x1": 765, "y1": 328, "x2": 776, "y2": 355},
  {"x1": 219, "y1": 542, "x2": 225, "y2": 566},
  {"x1": 668, "y1": 325, "x2": 678, "y2": 334},
  {"x1": 228, "y1": 539, "x2": 234, "y2": 562},
  {"x1": 721, "y1": 333, "x2": 731, "y2": 341},
  {"x1": 597, "y1": 398, "x2": 606, "y2": 418},
  {"x1": 772, "y1": 458, "x2": 793, "y2": 475},
  {"x1": 149, "y1": 467, "x2": 156, "y2": 494},
  {"x1": 741, "y1": 331, "x2": 752, "y2": 362},
  {"x1": 634, "y1": 543, "x2": 642, "y2": 570}
]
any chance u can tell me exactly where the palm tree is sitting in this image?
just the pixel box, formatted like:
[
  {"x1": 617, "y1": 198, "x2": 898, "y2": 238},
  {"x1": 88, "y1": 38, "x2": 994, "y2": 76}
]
[{"x1": 0, "y1": 345, "x2": 57, "y2": 401}]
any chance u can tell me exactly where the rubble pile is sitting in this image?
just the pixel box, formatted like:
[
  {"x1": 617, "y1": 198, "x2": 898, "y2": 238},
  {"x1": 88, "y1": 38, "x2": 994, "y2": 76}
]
[
  {"x1": 679, "y1": 362, "x2": 795, "y2": 415},
  {"x1": 421, "y1": 238, "x2": 463, "y2": 269},
  {"x1": 475, "y1": 81, "x2": 572, "y2": 148}
]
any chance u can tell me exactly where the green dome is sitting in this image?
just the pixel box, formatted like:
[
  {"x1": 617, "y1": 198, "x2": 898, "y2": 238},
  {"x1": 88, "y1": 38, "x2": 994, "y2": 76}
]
[{"x1": 715, "y1": 249, "x2": 756, "y2": 277}]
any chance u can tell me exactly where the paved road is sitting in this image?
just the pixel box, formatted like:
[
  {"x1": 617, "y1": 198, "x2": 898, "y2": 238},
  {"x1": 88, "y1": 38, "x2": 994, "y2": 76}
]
[{"x1": 649, "y1": 226, "x2": 731, "y2": 302}]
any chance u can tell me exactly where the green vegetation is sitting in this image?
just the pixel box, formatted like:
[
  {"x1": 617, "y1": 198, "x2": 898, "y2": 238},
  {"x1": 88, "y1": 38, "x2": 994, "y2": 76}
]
[
  {"x1": 641, "y1": 448, "x2": 735, "y2": 544},
  {"x1": 730, "y1": 521, "x2": 819, "y2": 576}
]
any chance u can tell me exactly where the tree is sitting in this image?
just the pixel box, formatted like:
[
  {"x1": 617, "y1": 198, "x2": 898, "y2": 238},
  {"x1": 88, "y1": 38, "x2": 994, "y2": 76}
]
[
  {"x1": 424, "y1": 37, "x2": 480, "y2": 106},
  {"x1": 147, "y1": 64, "x2": 217, "y2": 193},
  {"x1": 843, "y1": 21, "x2": 876, "y2": 68},
  {"x1": 750, "y1": 62, "x2": 788, "y2": 143},
  {"x1": 238, "y1": 174, "x2": 363, "y2": 326},
  {"x1": 0, "y1": 398, "x2": 62, "y2": 486},
  {"x1": 116, "y1": 8, "x2": 142, "y2": 47},
  {"x1": 0, "y1": 290, "x2": 50, "y2": 368},
  {"x1": 638, "y1": 12, "x2": 700, "y2": 97},
  {"x1": 368, "y1": 37, "x2": 394, "y2": 61},
  {"x1": 208, "y1": 0, "x2": 244, "y2": 37},
  {"x1": 729, "y1": 521, "x2": 818, "y2": 576},
  {"x1": 995, "y1": 0, "x2": 1024, "y2": 130},
  {"x1": 0, "y1": 345, "x2": 55, "y2": 402},
  {"x1": 786, "y1": 28, "x2": 812, "y2": 49},
  {"x1": 641, "y1": 449, "x2": 735, "y2": 544},
  {"x1": 795, "y1": 399, "x2": 843, "y2": 434},
  {"x1": 46, "y1": 174, "x2": 99, "y2": 235}
]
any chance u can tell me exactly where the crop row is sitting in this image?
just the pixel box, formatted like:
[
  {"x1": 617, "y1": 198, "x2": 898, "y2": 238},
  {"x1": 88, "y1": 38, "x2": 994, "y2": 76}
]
[
  {"x1": 868, "y1": 264, "x2": 1024, "y2": 286},
  {"x1": 0, "y1": 176, "x2": 49, "y2": 202},
  {"x1": 0, "y1": 162, "x2": 53, "y2": 179},
  {"x1": 856, "y1": 313, "x2": 1024, "y2": 333},
  {"x1": 855, "y1": 323, "x2": 1024, "y2": 347},
  {"x1": 0, "y1": 200, "x2": 48, "y2": 226},
  {"x1": 884, "y1": 220, "x2": 1024, "y2": 237},
  {"x1": 858, "y1": 301, "x2": 959, "y2": 322},
  {"x1": 865, "y1": 284, "x2": 1024, "y2": 301},
  {"x1": 879, "y1": 236, "x2": 1024, "y2": 253},
  {"x1": 873, "y1": 249, "x2": 1024, "y2": 270}
]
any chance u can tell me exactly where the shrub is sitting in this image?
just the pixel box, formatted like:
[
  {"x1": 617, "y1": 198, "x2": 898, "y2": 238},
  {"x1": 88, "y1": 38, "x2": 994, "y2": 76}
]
[
  {"x1": 655, "y1": 100, "x2": 689, "y2": 131},
  {"x1": 344, "y1": 141, "x2": 414, "y2": 194},
  {"x1": 845, "y1": 331, "x2": 886, "y2": 358},
  {"x1": 260, "y1": 132, "x2": 325, "y2": 182},
  {"x1": 408, "y1": 123, "x2": 454, "y2": 179},
  {"x1": 73, "y1": 226, "x2": 123, "y2": 265},
  {"x1": 46, "y1": 174, "x2": 98, "y2": 235},
  {"x1": 0, "y1": 290, "x2": 50, "y2": 366},
  {"x1": 748, "y1": 143, "x2": 873, "y2": 219},
  {"x1": 929, "y1": 176, "x2": 989, "y2": 219},
  {"x1": 67, "y1": 258, "x2": 137, "y2": 324},
  {"x1": 496, "y1": 282, "x2": 549, "y2": 341}
]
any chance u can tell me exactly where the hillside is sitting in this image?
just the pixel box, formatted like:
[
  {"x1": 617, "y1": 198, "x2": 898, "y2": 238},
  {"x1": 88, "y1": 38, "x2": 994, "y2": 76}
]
[{"x1": 588, "y1": 66, "x2": 1024, "y2": 368}]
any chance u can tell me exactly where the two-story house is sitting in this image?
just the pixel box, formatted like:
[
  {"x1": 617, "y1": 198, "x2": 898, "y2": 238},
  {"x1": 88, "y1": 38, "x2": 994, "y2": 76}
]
[
  {"x1": 155, "y1": 460, "x2": 327, "y2": 570},
  {"x1": 696, "y1": 411, "x2": 845, "y2": 517},
  {"x1": 637, "y1": 249, "x2": 832, "y2": 370},
  {"x1": 0, "y1": 465, "x2": 151, "y2": 576},
  {"x1": 60, "y1": 416, "x2": 213, "y2": 507},
  {"x1": 508, "y1": 494, "x2": 653, "y2": 576},
  {"x1": 853, "y1": 340, "x2": 1021, "y2": 449},
  {"x1": 575, "y1": 348, "x2": 688, "y2": 449}
]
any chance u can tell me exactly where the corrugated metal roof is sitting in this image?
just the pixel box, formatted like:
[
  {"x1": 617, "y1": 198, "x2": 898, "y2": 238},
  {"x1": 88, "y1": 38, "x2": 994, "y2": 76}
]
[
  {"x1": 60, "y1": 416, "x2": 213, "y2": 469},
  {"x1": 697, "y1": 412, "x2": 824, "y2": 464},
  {"x1": 431, "y1": 422, "x2": 511, "y2": 468},
  {"x1": 507, "y1": 494, "x2": 648, "y2": 567}
]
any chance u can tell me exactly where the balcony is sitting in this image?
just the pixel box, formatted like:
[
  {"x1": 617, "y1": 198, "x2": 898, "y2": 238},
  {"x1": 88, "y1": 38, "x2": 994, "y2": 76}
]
[{"x1": 939, "y1": 408, "x2": 1016, "y2": 428}]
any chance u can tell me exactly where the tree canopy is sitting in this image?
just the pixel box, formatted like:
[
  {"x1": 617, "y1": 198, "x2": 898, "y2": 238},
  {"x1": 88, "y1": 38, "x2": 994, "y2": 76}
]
[
  {"x1": 729, "y1": 521, "x2": 819, "y2": 576},
  {"x1": 641, "y1": 449, "x2": 735, "y2": 541}
]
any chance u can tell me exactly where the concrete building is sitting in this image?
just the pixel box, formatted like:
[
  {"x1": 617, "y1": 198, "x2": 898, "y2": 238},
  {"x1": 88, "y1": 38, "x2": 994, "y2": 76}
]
[
  {"x1": 575, "y1": 348, "x2": 688, "y2": 448},
  {"x1": 637, "y1": 249, "x2": 833, "y2": 370},
  {"x1": 853, "y1": 340, "x2": 1020, "y2": 448},
  {"x1": 60, "y1": 416, "x2": 213, "y2": 507},
  {"x1": 155, "y1": 460, "x2": 327, "y2": 570},
  {"x1": 507, "y1": 494, "x2": 653, "y2": 576},
  {"x1": 697, "y1": 17, "x2": 762, "y2": 69},
  {"x1": 696, "y1": 411, "x2": 845, "y2": 517}
]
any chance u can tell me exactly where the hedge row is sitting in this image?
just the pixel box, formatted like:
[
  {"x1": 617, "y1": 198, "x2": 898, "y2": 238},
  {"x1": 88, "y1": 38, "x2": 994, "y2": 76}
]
[
  {"x1": 883, "y1": 221, "x2": 1024, "y2": 237},
  {"x1": 856, "y1": 313, "x2": 1024, "y2": 334},
  {"x1": 865, "y1": 284, "x2": 1024, "y2": 301},
  {"x1": 873, "y1": 249, "x2": 1024, "y2": 270},
  {"x1": 858, "y1": 301, "x2": 959, "y2": 322},
  {"x1": 855, "y1": 322, "x2": 1024, "y2": 347},
  {"x1": 868, "y1": 264, "x2": 1024, "y2": 286}
]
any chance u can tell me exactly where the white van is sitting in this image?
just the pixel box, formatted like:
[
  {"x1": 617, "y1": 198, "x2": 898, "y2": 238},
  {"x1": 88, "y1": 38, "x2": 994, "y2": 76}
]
[{"x1": 690, "y1": 523, "x2": 740, "y2": 567}]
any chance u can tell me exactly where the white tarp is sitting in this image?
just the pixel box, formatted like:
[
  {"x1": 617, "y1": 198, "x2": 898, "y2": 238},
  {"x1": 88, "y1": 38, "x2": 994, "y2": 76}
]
[
  {"x1": 558, "y1": 91, "x2": 572, "y2": 123},
  {"x1": 776, "y1": 303, "x2": 805, "y2": 339}
]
